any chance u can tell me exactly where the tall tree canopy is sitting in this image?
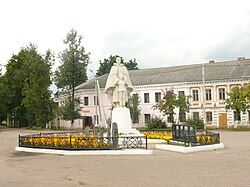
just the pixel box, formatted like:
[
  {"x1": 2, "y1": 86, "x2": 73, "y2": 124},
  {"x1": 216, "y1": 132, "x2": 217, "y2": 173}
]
[
  {"x1": 55, "y1": 29, "x2": 90, "y2": 127},
  {"x1": 2, "y1": 44, "x2": 54, "y2": 127},
  {"x1": 226, "y1": 84, "x2": 250, "y2": 112},
  {"x1": 0, "y1": 76, "x2": 8, "y2": 123},
  {"x1": 96, "y1": 55, "x2": 139, "y2": 76}
]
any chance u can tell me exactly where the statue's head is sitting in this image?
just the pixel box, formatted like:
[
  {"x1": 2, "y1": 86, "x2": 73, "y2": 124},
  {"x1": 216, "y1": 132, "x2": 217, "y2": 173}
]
[{"x1": 116, "y1": 57, "x2": 122, "y2": 64}]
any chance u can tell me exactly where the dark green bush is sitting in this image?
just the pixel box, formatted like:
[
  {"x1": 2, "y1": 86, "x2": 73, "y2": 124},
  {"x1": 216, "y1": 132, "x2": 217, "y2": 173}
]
[
  {"x1": 185, "y1": 117, "x2": 204, "y2": 130},
  {"x1": 146, "y1": 117, "x2": 166, "y2": 129}
]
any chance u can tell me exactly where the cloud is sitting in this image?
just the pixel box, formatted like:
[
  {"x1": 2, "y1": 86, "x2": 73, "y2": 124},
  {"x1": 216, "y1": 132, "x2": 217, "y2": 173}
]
[
  {"x1": 203, "y1": 16, "x2": 250, "y2": 62},
  {"x1": 103, "y1": 29, "x2": 203, "y2": 68}
]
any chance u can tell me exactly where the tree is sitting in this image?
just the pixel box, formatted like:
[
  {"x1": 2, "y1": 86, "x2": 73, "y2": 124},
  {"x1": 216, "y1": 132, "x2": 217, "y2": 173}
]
[
  {"x1": 58, "y1": 96, "x2": 82, "y2": 121},
  {"x1": 21, "y1": 47, "x2": 55, "y2": 126},
  {"x1": 154, "y1": 89, "x2": 190, "y2": 123},
  {"x1": 242, "y1": 83, "x2": 250, "y2": 104},
  {"x1": 96, "y1": 55, "x2": 139, "y2": 76},
  {"x1": 4, "y1": 44, "x2": 54, "y2": 127},
  {"x1": 185, "y1": 117, "x2": 204, "y2": 129},
  {"x1": 54, "y1": 29, "x2": 90, "y2": 128},
  {"x1": 0, "y1": 76, "x2": 8, "y2": 124},
  {"x1": 126, "y1": 94, "x2": 141, "y2": 123},
  {"x1": 226, "y1": 85, "x2": 250, "y2": 115}
]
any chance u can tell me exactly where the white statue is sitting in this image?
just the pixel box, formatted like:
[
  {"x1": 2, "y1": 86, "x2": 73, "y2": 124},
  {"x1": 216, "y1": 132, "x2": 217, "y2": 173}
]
[
  {"x1": 105, "y1": 57, "x2": 133, "y2": 108},
  {"x1": 105, "y1": 57, "x2": 140, "y2": 135}
]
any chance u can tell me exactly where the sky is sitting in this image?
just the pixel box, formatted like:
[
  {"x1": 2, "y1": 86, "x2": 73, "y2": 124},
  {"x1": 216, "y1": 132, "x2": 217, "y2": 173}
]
[{"x1": 1, "y1": 0, "x2": 250, "y2": 79}]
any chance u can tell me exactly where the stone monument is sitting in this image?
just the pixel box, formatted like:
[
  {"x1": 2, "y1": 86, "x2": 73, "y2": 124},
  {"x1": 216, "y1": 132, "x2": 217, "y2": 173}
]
[{"x1": 105, "y1": 57, "x2": 140, "y2": 135}]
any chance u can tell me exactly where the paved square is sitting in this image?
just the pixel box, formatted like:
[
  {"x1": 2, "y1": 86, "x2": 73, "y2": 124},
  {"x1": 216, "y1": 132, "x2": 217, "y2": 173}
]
[{"x1": 0, "y1": 129, "x2": 250, "y2": 186}]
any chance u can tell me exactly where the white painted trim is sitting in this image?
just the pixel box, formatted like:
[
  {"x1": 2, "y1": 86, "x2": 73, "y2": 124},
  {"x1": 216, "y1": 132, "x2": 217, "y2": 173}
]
[
  {"x1": 15, "y1": 147, "x2": 153, "y2": 155},
  {"x1": 155, "y1": 143, "x2": 224, "y2": 153}
]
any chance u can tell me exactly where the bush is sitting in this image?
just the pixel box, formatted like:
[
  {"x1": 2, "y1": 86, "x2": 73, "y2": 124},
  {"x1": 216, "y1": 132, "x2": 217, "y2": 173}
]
[
  {"x1": 146, "y1": 117, "x2": 166, "y2": 130},
  {"x1": 185, "y1": 117, "x2": 204, "y2": 130}
]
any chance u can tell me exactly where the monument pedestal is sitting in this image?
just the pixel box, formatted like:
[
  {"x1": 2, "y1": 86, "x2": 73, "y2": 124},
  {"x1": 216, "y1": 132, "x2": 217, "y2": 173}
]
[{"x1": 111, "y1": 107, "x2": 141, "y2": 135}]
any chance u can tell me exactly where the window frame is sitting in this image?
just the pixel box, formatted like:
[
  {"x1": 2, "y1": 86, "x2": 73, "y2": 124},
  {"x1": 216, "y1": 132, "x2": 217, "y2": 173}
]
[
  {"x1": 218, "y1": 88, "x2": 226, "y2": 100},
  {"x1": 84, "y1": 96, "x2": 89, "y2": 106},
  {"x1": 205, "y1": 89, "x2": 212, "y2": 101},
  {"x1": 234, "y1": 110, "x2": 241, "y2": 121},
  {"x1": 144, "y1": 93, "x2": 150, "y2": 103},
  {"x1": 155, "y1": 92, "x2": 161, "y2": 102},
  {"x1": 144, "y1": 114, "x2": 151, "y2": 123},
  {"x1": 206, "y1": 112, "x2": 213, "y2": 122},
  {"x1": 192, "y1": 90, "x2": 199, "y2": 101}
]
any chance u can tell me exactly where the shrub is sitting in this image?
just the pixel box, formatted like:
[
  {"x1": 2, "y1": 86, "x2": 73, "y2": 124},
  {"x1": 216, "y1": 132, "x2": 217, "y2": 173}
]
[
  {"x1": 185, "y1": 117, "x2": 204, "y2": 130},
  {"x1": 146, "y1": 117, "x2": 166, "y2": 129}
]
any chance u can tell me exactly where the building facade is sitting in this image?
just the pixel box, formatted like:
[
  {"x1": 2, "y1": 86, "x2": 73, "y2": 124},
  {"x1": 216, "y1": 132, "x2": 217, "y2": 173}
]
[{"x1": 58, "y1": 58, "x2": 250, "y2": 129}]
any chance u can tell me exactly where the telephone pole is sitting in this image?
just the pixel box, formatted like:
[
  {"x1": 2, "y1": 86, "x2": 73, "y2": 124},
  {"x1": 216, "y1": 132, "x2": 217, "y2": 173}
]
[{"x1": 202, "y1": 64, "x2": 206, "y2": 130}]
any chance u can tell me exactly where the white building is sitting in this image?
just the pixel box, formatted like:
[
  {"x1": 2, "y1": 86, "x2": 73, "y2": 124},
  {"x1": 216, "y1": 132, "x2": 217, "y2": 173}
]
[{"x1": 58, "y1": 58, "x2": 250, "y2": 129}]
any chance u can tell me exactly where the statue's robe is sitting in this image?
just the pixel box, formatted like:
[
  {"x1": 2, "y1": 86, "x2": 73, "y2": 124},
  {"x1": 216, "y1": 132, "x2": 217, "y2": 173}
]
[{"x1": 105, "y1": 63, "x2": 133, "y2": 106}]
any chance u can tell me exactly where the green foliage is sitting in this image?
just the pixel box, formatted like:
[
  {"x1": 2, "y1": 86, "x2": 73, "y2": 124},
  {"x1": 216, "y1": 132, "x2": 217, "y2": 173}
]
[
  {"x1": 96, "y1": 55, "x2": 139, "y2": 76},
  {"x1": 55, "y1": 29, "x2": 90, "y2": 127},
  {"x1": 154, "y1": 89, "x2": 190, "y2": 122},
  {"x1": 58, "y1": 96, "x2": 82, "y2": 121},
  {"x1": 226, "y1": 86, "x2": 249, "y2": 112},
  {"x1": 55, "y1": 29, "x2": 90, "y2": 90},
  {"x1": 126, "y1": 94, "x2": 141, "y2": 123},
  {"x1": 124, "y1": 58, "x2": 139, "y2": 70},
  {"x1": 3, "y1": 44, "x2": 54, "y2": 127},
  {"x1": 185, "y1": 117, "x2": 205, "y2": 130},
  {"x1": 0, "y1": 76, "x2": 8, "y2": 124},
  {"x1": 146, "y1": 117, "x2": 166, "y2": 130}
]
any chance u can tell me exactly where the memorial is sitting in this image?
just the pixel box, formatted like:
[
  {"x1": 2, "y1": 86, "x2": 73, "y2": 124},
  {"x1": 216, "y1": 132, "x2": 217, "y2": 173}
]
[{"x1": 105, "y1": 57, "x2": 141, "y2": 135}]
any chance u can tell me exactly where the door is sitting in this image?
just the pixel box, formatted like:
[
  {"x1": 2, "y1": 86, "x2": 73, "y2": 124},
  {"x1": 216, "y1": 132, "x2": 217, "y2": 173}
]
[
  {"x1": 83, "y1": 116, "x2": 93, "y2": 129},
  {"x1": 219, "y1": 113, "x2": 227, "y2": 128}
]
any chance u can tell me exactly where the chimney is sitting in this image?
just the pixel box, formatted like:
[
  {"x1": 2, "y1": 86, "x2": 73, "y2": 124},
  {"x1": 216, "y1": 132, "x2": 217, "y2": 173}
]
[
  {"x1": 209, "y1": 60, "x2": 215, "y2": 63},
  {"x1": 237, "y1": 57, "x2": 245, "y2": 61}
]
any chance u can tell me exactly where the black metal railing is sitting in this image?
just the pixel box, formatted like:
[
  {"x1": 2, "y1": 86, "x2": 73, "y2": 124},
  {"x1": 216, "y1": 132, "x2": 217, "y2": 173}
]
[
  {"x1": 196, "y1": 131, "x2": 220, "y2": 146},
  {"x1": 171, "y1": 124, "x2": 220, "y2": 147},
  {"x1": 18, "y1": 132, "x2": 148, "y2": 150}
]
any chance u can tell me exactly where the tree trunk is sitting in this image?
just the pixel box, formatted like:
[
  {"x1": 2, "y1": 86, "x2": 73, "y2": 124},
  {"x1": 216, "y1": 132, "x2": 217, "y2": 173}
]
[{"x1": 71, "y1": 84, "x2": 75, "y2": 130}]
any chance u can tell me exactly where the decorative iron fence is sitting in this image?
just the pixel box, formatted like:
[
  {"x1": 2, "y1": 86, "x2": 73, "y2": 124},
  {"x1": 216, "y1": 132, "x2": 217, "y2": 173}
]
[
  {"x1": 18, "y1": 132, "x2": 148, "y2": 150},
  {"x1": 171, "y1": 124, "x2": 220, "y2": 147}
]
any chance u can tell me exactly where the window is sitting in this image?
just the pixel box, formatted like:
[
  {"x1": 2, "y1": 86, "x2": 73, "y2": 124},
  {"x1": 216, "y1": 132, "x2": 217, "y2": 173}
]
[
  {"x1": 192, "y1": 90, "x2": 199, "y2": 101},
  {"x1": 132, "y1": 115, "x2": 139, "y2": 123},
  {"x1": 144, "y1": 114, "x2": 151, "y2": 124},
  {"x1": 178, "y1": 91, "x2": 185, "y2": 97},
  {"x1": 168, "y1": 113, "x2": 174, "y2": 123},
  {"x1": 193, "y1": 112, "x2": 199, "y2": 119},
  {"x1": 179, "y1": 112, "x2": 186, "y2": 122},
  {"x1": 155, "y1": 92, "x2": 161, "y2": 102},
  {"x1": 94, "y1": 115, "x2": 99, "y2": 124},
  {"x1": 84, "y1": 97, "x2": 89, "y2": 106},
  {"x1": 219, "y1": 88, "x2": 226, "y2": 100},
  {"x1": 94, "y1": 96, "x2": 99, "y2": 105},
  {"x1": 144, "y1": 93, "x2": 150, "y2": 103},
  {"x1": 205, "y1": 89, "x2": 212, "y2": 100},
  {"x1": 234, "y1": 111, "x2": 241, "y2": 121},
  {"x1": 206, "y1": 112, "x2": 212, "y2": 122}
]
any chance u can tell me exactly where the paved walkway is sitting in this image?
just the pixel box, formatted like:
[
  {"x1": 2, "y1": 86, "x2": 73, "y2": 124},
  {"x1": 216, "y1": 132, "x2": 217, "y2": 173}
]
[{"x1": 0, "y1": 129, "x2": 250, "y2": 187}]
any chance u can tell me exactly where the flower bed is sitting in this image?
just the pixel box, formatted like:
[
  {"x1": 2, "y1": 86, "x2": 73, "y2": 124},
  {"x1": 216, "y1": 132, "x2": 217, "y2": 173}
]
[
  {"x1": 20, "y1": 135, "x2": 113, "y2": 149},
  {"x1": 18, "y1": 131, "x2": 148, "y2": 150},
  {"x1": 143, "y1": 131, "x2": 220, "y2": 145},
  {"x1": 143, "y1": 131, "x2": 172, "y2": 141}
]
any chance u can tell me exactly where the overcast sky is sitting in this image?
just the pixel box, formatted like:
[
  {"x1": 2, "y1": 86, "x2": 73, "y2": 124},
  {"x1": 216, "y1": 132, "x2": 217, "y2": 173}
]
[{"x1": 1, "y1": 0, "x2": 250, "y2": 77}]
